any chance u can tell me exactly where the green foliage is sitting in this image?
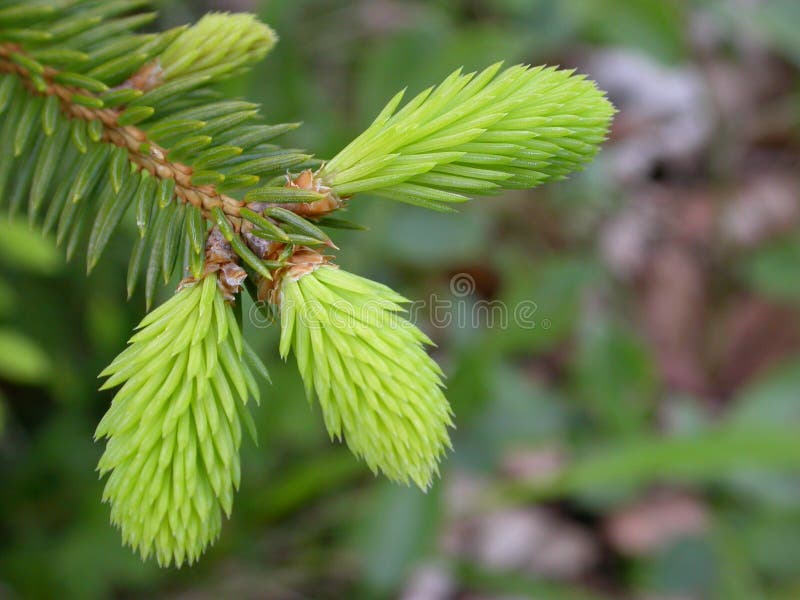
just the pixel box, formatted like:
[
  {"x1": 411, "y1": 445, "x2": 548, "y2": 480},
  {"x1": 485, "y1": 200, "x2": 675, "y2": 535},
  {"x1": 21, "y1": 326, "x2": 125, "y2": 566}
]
[
  {"x1": 503, "y1": 425, "x2": 800, "y2": 505},
  {"x1": 157, "y1": 12, "x2": 276, "y2": 81},
  {"x1": 321, "y1": 63, "x2": 614, "y2": 210},
  {"x1": 0, "y1": 328, "x2": 51, "y2": 384},
  {"x1": 0, "y1": 2, "x2": 315, "y2": 309},
  {"x1": 279, "y1": 265, "x2": 453, "y2": 488},
  {"x1": 565, "y1": 0, "x2": 688, "y2": 63},
  {"x1": 3, "y1": 1, "x2": 800, "y2": 598},
  {"x1": 95, "y1": 274, "x2": 263, "y2": 566},
  {"x1": 0, "y1": 0, "x2": 612, "y2": 569},
  {"x1": 0, "y1": 218, "x2": 60, "y2": 274},
  {"x1": 740, "y1": 233, "x2": 800, "y2": 300}
]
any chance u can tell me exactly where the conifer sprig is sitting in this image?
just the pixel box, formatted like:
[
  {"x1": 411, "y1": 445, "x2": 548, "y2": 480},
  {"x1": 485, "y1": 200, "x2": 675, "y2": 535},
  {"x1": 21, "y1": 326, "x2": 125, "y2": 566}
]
[
  {"x1": 275, "y1": 256, "x2": 453, "y2": 489},
  {"x1": 320, "y1": 63, "x2": 614, "y2": 211},
  {"x1": 0, "y1": 0, "x2": 614, "y2": 567},
  {"x1": 96, "y1": 273, "x2": 264, "y2": 567},
  {"x1": 0, "y1": 2, "x2": 313, "y2": 306},
  {"x1": 158, "y1": 13, "x2": 276, "y2": 81}
]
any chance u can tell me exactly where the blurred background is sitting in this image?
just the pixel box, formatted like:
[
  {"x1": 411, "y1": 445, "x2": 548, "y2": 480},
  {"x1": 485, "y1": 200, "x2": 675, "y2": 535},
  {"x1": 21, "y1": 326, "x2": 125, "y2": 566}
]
[{"x1": 2, "y1": 0, "x2": 800, "y2": 598}]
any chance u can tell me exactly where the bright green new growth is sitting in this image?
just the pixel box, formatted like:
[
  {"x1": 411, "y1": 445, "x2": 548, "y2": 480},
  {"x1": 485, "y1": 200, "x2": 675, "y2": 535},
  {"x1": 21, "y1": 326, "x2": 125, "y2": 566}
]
[
  {"x1": 95, "y1": 275, "x2": 264, "y2": 567},
  {"x1": 279, "y1": 265, "x2": 453, "y2": 489},
  {"x1": 0, "y1": 0, "x2": 614, "y2": 567},
  {"x1": 158, "y1": 12, "x2": 277, "y2": 81},
  {"x1": 321, "y1": 63, "x2": 614, "y2": 211}
]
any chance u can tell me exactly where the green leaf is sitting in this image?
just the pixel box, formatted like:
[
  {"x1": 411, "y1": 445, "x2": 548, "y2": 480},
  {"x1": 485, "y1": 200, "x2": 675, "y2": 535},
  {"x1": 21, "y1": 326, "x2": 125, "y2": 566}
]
[
  {"x1": 64, "y1": 13, "x2": 157, "y2": 50},
  {"x1": 14, "y1": 94, "x2": 43, "y2": 156},
  {"x1": 158, "y1": 100, "x2": 258, "y2": 123},
  {"x1": 188, "y1": 235, "x2": 204, "y2": 279},
  {"x1": 0, "y1": 95, "x2": 23, "y2": 200},
  {"x1": 135, "y1": 171, "x2": 157, "y2": 237},
  {"x1": 29, "y1": 119, "x2": 70, "y2": 220},
  {"x1": 65, "y1": 187, "x2": 95, "y2": 261},
  {"x1": 211, "y1": 206, "x2": 272, "y2": 279},
  {"x1": 53, "y1": 71, "x2": 109, "y2": 93},
  {"x1": 130, "y1": 74, "x2": 212, "y2": 109},
  {"x1": 46, "y1": 11, "x2": 103, "y2": 40},
  {"x1": 192, "y1": 145, "x2": 243, "y2": 170},
  {"x1": 283, "y1": 234, "x2": 326, "y2": 246},
  {"x1": 108, "y1": 146, "x2": 129, "y2": 193},
  {"x1": 100, "y1": 87, "x2": 143, "y2": 107},
  {"x1": 71, "y1": 93, "x2": 104, "y2": 109},
  {"x1": 263, "y1": 206, "x2": 332, "y2": 246},
  {"x1": 740, "y1": 234, "x2": 800, "y2": 300},
  {"x1": 9, "y1": 51, "x2": 44, "y2": 75},
  {"x1": 196, "y1": 110, "x2": 258, "y2": 137},
  {"x1": 0, "y1": 329, "x2": 51, "y2": 384},
  {"x1": 219, "y1": 122, "x2": 300, "y2": 148},
  {"x1": 117, "y1": 105, "x2": 154, "y2": 126},
  {"x1": 127, "y1": 229, "x2": 149, "y2": 299},
  {"x1": 217, "y1": 174, "x2": 259, "y2": 192},
  {"x1": 144, "y1": 119, "x2": 206, "y2": 142},
  {"x1": 242, "y1": 340, "x2": 270, "y2": 385},
  {"x1": 155, "y1": 177, "x2": 175, "y2": 209},
  {"x1": 166, "y1": 135, "x2": 213, "y2": 159},
  {"x1": 144, "y1": 200, "x2": 175, "y2": 309},
  {"x1": 70, "y1": 119, "x2": 89, "y2": 153},
  {"x1": 0, "y1": 2, "x2": 59, "y2": 24},
  {"x1": 185, "y1": 205, "x2": 206, "y2": 254},
  {"x1": 190, "y1": 171, "x2": 225, "y2": 186},
  {"x1": 8, "y1": 136, "x2": 42, "y2": 218},
  {"x1": 244, "y1": 186, "x2": 326, "y2": 203},
  {"x1": 68, "y1": 143, "x2": 111, "y2": 203},
  {"x1": 29, "y1": 48, "x2": 89, "y2": 67},
  {"x1": 87, "y1": 119, "x2": 104, "y2": 142},
  {"x1": 223, "y1": 152, "x2": 312, "y2": 177},
  {"x1": 505, "y1": 426, "x2": 800, "y2": 502},
  {"x1": 160, "y1": 203, "x2": 184, "y2": 283},
  {"x1": 87, "y1": 167, "x2": 139, "y2": 272},
  {"x1": 41, "y1": 94, "x2": 61, "y2": 136},
  {"x1": 0, "y1": 75, "x2": 20, "y2": 116},
  {"x1": 79, "y1": 34, "x2": 147, "y2": 70},
  {"x1": 240, "y1": 208, "x2": 290, "y2": 242},
  {"x1": 42, "y1": 156, "x2": 77, "y2": 235},
  {"x1": 0, "y1": 218, "x2": 60, "y2": 274}
]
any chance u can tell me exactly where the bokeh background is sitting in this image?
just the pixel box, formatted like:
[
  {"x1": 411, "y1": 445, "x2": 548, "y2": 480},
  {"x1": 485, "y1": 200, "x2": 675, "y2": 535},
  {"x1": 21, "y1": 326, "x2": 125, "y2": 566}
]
[{"x1": 2, "y1": 0, "x2": 800, "y2": 598}]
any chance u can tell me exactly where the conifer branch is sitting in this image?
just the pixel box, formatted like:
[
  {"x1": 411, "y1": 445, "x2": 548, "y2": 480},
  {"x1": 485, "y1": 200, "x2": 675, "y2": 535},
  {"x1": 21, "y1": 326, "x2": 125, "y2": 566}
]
[
  {"x1": 0, "y1": 44, "x2": 240, "y2": 220},
  {"x1": 96, "y1": 272, "x2": 264, "y2": 566},
  {"x1": 275, "y1": 253, "x2": 453, "y2": 489},
  {"x1": 319, "y1": 62, "x2": 614, "y2": 211},
  {"x1": 0, "y1": 7, "x2": 321, "y2": 306},
  {"x1": 0, "y1": 0, "x2": 614, "y2": 568}
]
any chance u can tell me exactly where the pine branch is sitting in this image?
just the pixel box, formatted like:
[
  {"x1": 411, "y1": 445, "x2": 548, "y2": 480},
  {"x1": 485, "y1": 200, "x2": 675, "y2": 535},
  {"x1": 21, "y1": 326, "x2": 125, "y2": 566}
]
[
  {"x1": 96, "y1": 273, "x2": 264, "y2": 566},
  {"x1": 275, "y1": 251, "x2": 453, "y2": 489},
  {"x1": 0, "y1": 0, "x2": 614, "y2": 568},
  {"x1": 318, "y1": 62, "x2": 615, "y2": 210},
  {"x1": 0, "y1": 4, "x2": 314, "y2": 308}
]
